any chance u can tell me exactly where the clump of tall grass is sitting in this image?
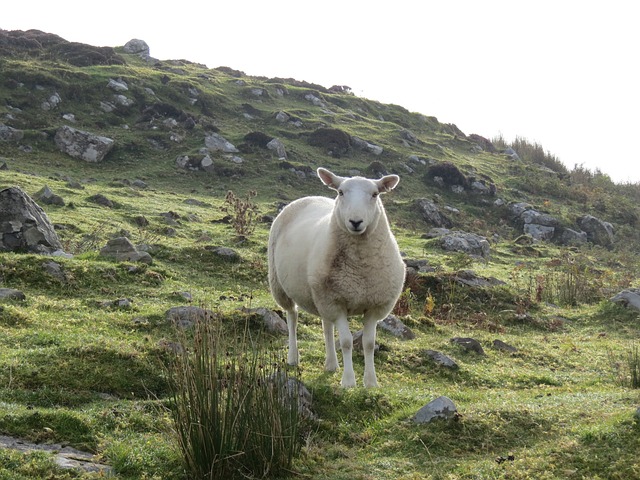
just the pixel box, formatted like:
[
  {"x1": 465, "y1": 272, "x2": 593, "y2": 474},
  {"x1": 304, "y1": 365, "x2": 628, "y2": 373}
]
[
  {"x1": 609, "y1": 343, "x2": 640, "y2": 389},
  {"x1": 493, "y1": 134, "x2": 567, "y2": 174},
  {"x1": 166, "y1": 317, "x2": 303, "y2": 479}
]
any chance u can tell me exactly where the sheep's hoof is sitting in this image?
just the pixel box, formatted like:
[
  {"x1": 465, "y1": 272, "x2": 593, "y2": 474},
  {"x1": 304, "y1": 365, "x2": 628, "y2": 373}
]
[
  {"x1": 341, "y1": 374, "x2": 356, "y2": 388},
  {"x1": 324, "y1": 358, "x2": 338, "y2": 372}
]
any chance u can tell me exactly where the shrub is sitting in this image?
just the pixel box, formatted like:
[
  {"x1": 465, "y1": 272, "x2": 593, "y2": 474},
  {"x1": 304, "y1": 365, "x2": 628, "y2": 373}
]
[
  {"x1": 167, "y1": 318, "x2": 303, "y2": 479},
  {"x1": 221, "y1": 190, "x2": 259, "y2": 237}
]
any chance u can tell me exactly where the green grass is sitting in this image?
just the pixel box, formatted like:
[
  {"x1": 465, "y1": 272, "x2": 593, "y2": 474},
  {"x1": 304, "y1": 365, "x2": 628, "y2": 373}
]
[{"x1": 1, "y1": 37, "x2": 640, "y2": 479}]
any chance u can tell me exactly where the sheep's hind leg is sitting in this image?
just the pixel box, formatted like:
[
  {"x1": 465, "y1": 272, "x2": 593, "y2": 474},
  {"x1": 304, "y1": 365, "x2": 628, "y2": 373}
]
[
  {"x1": 362, "y1": 315, "x2": 379, "y2": 388},
  {"x1": 322, "y1": 318, "x2": 339, "y2": 372},
  {"x1": 335, "y1": 316, "x2": 356, "y2": 388},
  {"x1": 286, "y1": 307, "x2": 299, "y2": 365}
]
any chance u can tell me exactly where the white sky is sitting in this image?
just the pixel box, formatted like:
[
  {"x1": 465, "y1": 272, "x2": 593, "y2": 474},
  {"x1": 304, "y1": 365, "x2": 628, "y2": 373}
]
[{"x1": 3, "y1": 0, "x2": 639, "y2": 183}]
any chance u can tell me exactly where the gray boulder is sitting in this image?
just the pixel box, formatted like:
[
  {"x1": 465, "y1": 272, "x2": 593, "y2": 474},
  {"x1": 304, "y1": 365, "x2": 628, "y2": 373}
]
[
  {"x1": 414, "y1": 198, "x2": 453, "y2": 228},
  {"x1": 577, "y1": 215, "x2": 614, "y2": 247},
  {"x1": 610, "y1": 289, "x2": 640, "y2": 311},
  {"x1": 205, "y1": 133, "x2": 238, "y2": 153},
  {"x1": 440, "y1": 231, "x2": 490, "y2": 258},
  {"x1": 413, "y1": 396, "x2": 457, "y2": 424},
  {"x1": 266, "y1": 138, "x2": 287, "y2": 159},
  {"x1": 54, "y1": 126, "x2": 115, "y2": 163},
  {"x1": 123, "y1": 39, "x2": 150, "y2": 57},
  {"x1": 0, "y1": 288, "x2": 26, "y2": 301},
  {"x1": 378, "y1": 314, "x2": 415, "y2": 340},
  {"x1": 165, "y1": 306, "x2": 216, "y2": 328},
  {"x1": 99, "y1": 237, "x2": 152, "y2": 264},
  {"x1": 36, "y1": 186, "x2": 65, "y2": 206},
  {"x1": 0, "y1": 187, "x2": 64, "y2": 254},
  {"x1": 423, "y1": 350, "x2": 459, "y2": 369},
  {"x1": 0, "y1": 124, "x2": 24, "y2": 142},
  {"x1": 241, "y1": 307, "x2": 287, "y2": 334}
]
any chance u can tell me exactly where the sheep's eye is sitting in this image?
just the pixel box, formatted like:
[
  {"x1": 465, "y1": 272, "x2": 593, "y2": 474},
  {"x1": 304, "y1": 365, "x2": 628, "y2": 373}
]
[
  {"x1": 372, "y1": 192, "x2": 379, "y2": 198},
  {"x1": 338, "y1": 190, "x2": 344, "y2": 196}
]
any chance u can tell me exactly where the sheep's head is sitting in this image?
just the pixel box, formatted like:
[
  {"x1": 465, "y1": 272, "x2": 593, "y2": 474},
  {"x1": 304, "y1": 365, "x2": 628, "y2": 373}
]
[{"x1": 317, "y1": 167, "x2": 399, "y2": 235}]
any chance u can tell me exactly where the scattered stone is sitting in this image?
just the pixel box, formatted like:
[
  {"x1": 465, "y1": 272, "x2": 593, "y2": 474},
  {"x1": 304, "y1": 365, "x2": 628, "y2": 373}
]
[
  {"x1": 412, "y1": 396, "x2": 457, "y2": 424},
  {"x1": 241, "y1": 307, "x2": 287, "y2": 334},
  {"x1": 0, "y1": 187, "x2": 64, "y2": 254},
  {"x1": 98, "y1": 298, "x2": 132, "y2": 309},
  {"x1": 87, "y1": 193, "x2": 114, "y2": 208},
  {"x1": 577, "y1": 214, "x2": 614, "y2": 248},
  {"x1": 35, "y1": 185, "x2": 65, "y2": 206},
  {"x1": 176, "y1": 291, "x2": 193, "y2": 302},
  {"x1": 451, "y1": 337, "x2": 485, "y2": 355},
  {"x1": 414, "y1": 198, "x2": 453, "y2": 228},
  {"x1": 440, "y1": 231, "x2": 490, "y2": 258},
  {"x1": 99, "y1": 237, "x2": 152, "y2": 264},
  {"x1": 493, "y1": 339, "x2": 518, "y2": 353},
  {"x1": 0, "y1": 288, "x2": 26, "y2": 301},
  {"x1": 0, "y1": 123, "x2": 24, "y2": 142},
  {"x1": 267, "y1": 138, "x2": 287, "y2": 158},
  {"x1": 423, "y1": 350, "x2": 459, "y2": 369},
  {"x1": 165, "y1": 306, "x2": 216, "y2": 328},
  {"x1": 452, "y1": 270, "x2": 505, "y2": 288},
  {"x1": 403, "y1": 258, "x2": 434, "y2": 273},
  {"x1": 377, "y1": 314, "x2": 415, "y2": 340},
  {"x1": 54, "y1": 125, "x2": 115, "y2": 163},
  {"x1": 123, "y1": 38, "x2": 150, "y2": 57},
  {"x1": 269, "y1": 373, "x2": 315, "y2": 420},
  {"x1": 205, "y1": 132, "x2": 238, "y2": 153},
  {"x1": 0, "y1": 434, "x2": 112, "y2": 475},
  {"x1": 610, "y1": 288, "x2": 640, "y2": 311},
  {"x1": 206, "y1": 246, "x2": 241, "y2": 262},
  {"x1": 42, "y1": 260, "x2": 66, "y2": 282},
  {"x1": 107, "y1": 78, "x2": 128, "y2": 91},
  {"x1": 0, "y1": 161, "x2": 8, "y2": 170}
]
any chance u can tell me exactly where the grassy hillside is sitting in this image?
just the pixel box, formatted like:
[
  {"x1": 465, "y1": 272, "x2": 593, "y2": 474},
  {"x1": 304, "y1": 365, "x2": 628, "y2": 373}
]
[{"x1": 1, "y1": 29, "x2": 639, "y2": 479}]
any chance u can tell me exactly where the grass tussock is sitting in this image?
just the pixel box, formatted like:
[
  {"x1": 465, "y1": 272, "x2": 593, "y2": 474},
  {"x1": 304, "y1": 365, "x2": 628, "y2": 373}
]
[{"x1": 166, "y1": 317, "x2": 304, "y2": 479}]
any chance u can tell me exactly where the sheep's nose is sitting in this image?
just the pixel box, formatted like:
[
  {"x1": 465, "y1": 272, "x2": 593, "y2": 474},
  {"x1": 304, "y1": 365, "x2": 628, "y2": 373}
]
[{"x1": 349, "y1": 219, "x2": 363, "y2": 230}]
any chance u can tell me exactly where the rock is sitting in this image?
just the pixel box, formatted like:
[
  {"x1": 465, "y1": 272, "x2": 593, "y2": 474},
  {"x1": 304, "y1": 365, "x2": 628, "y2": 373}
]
[
  {"x1": 0, "y1": 288, "x2": 26, "y2": 301},
  {"x1": 99, "y1": 237, "x2": 152, "y2": 264},
  {"x1": 0, "y1": 434, "x2": 112, "y2": 475},
  {"x1": 266, "y1": 138, "x2": 287, "y2": 158},
  {"x1": 504, "y1": 147, "x2": 520, "y2": 160},
  {"x1": 87, "y1": 193, "x2": 114, "y2": 208},
  {"x1": 414, "y1": 199, "x2": 453, "y2": 228},
  {"x1": 242, "y1": 307, "x2": 287, "y2": 334},
  {"x1": 205, "y1": 132, "x2": 238, "y2": 153},
  {"x1": 351, "y1": 136, "x2": 383, "y2": 155},
  {"x1": 107, "y1": 78, "x2": 128, "y2": 92},
  {"x1": 577, "y1": 215, "x2": 614, "y2": 247},
  {"x1": 0, "y1": 187, "x2": 64, "y2": 254},
  {"x1": 558, "y1": 228, "x2": 588, "y2": 246},
  {"x1": 123, "y1": 38, "x2": 150, "y2": 56},
  {"x1": 451, "y1": 337, "x2": 485, "y2": 355},
  {"x1": 610, "y1": 289, "x2": 640, "y2": 311},
  {"x1": 452, "y1": 270, "x2": 505, "y2": 288},
  {"x1": 0, "y1": 124, "x2": 24, "y2": 142},
  {"x1": 165, "y1": 306, "x2": 216, "y2": 328},
  {"x1": 269, "y1": 373, "x2": 315, "y2": 420},
  {"x1": 377, "y1": 314, "x2": 415, "y2": 340},
  {"x1": 207, "y1": 246, "x2": 241, "y2": 262},
  {"x1": 412, "y1": 396, "x2": 457, "y2": 424},
  {"x1": 54, "y1": 126, "x2": 115, "y2": 163},
  {"x1": 35, "y1": 186, "x2": 65, "y2": 206},
  {"x1": 493, "y1": 339, "x2": 518, "y2": 353},
  {"x1": 403, "y1": 258, "x2": 434, "y2": 273},
  {"x1": 423, "y1": 350, "x2": 458, "y2": 369},
  {"x1": 42, "y1": 260, "x2": 66, "y2": 282},
  {"x1": 440, "y1": 232, "x2": 490, "y2": 258}
]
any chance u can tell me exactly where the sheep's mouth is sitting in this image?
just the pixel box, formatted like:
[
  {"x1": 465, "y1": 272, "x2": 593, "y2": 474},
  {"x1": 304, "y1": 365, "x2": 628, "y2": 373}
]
[{"x1": 347, "y1": 225, "x2": 367, "y2": 235}]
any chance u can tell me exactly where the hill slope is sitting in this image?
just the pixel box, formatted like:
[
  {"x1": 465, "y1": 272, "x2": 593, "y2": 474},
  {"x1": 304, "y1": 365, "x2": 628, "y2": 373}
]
[{"x1": 1, "y1": 29, "x2": 639, "y2": 479}]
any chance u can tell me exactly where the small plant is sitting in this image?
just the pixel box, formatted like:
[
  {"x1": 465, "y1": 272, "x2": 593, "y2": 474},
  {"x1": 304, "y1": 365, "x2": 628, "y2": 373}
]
[
  {"x1": 393, "y1": 288, "x2": 414, "y2": 316},
  {"x1": 166, "y1": 317, "x2": 303, "y2": 479},
  {"x1": 609, "y1": 343, "x2": 640, "y2": 389},
  {"x1": 221, "y1": 190, "x2": 259, "y2": 237}
]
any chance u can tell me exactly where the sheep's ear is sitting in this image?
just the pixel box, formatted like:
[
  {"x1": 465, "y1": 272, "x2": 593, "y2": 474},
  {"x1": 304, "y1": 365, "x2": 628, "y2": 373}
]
[
  {"x1": 376, "y1": 174, "x2": 400, "y2": 193},
  {"x1": 317, "y1": 168, "x2": 344, "y2": 190}
]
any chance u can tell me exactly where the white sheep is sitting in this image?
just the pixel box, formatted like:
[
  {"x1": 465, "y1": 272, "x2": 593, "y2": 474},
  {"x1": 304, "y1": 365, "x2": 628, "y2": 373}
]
[{"x1": 268, "y1": 168, "x2": 406, "y2": 387}]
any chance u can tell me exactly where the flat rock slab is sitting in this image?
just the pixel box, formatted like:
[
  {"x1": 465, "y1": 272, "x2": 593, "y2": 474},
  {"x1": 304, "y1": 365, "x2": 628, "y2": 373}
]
[
  {"x1": 0, "y1": 288, "x2": 26, "y2": 301},
  {"x1": 413, "y1": 396, "x2": 457, "y2": 424},
  {"x1": 0, "y1": 434, "x2": 112, "y2": 475}
]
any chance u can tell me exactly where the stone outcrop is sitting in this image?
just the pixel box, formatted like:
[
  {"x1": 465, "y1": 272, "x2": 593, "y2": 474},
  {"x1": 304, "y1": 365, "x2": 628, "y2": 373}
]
[
  {"x1": 54, "y1": 126, "x2": 115, "y2": 162},
  {"x1": 439, "y1": 231, "x2": 490, "y2": 258},
  {"x1": 0, "y1": 187, "x2": 64, "y2": 254},
  {"x1": 99, "y1": 237, "x2": 152, "y2": 264},
  {"x1": 577, "y1": 215, "x2": 614, "y2": 248}
]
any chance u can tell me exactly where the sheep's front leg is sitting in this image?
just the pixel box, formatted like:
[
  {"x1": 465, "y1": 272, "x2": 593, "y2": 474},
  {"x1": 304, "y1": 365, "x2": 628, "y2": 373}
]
[
  {"x1": 335, "y1": 316, "x2": 356, "y2": 387},
  {"x1": 286, "y1": 307, "x2": 299, "y2": 365},
  {"x1": 321, "y1": 318, "x2": 339, "y2": 372},
  {"x1": 362, "y1": 315, "x2": 379, "y2": 388}
]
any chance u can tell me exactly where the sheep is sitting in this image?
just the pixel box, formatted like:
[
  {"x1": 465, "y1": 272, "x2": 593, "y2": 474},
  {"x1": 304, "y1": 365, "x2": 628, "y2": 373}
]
[{"x1": 268, "y1": 167, "x2": 406, "y2": 387}]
